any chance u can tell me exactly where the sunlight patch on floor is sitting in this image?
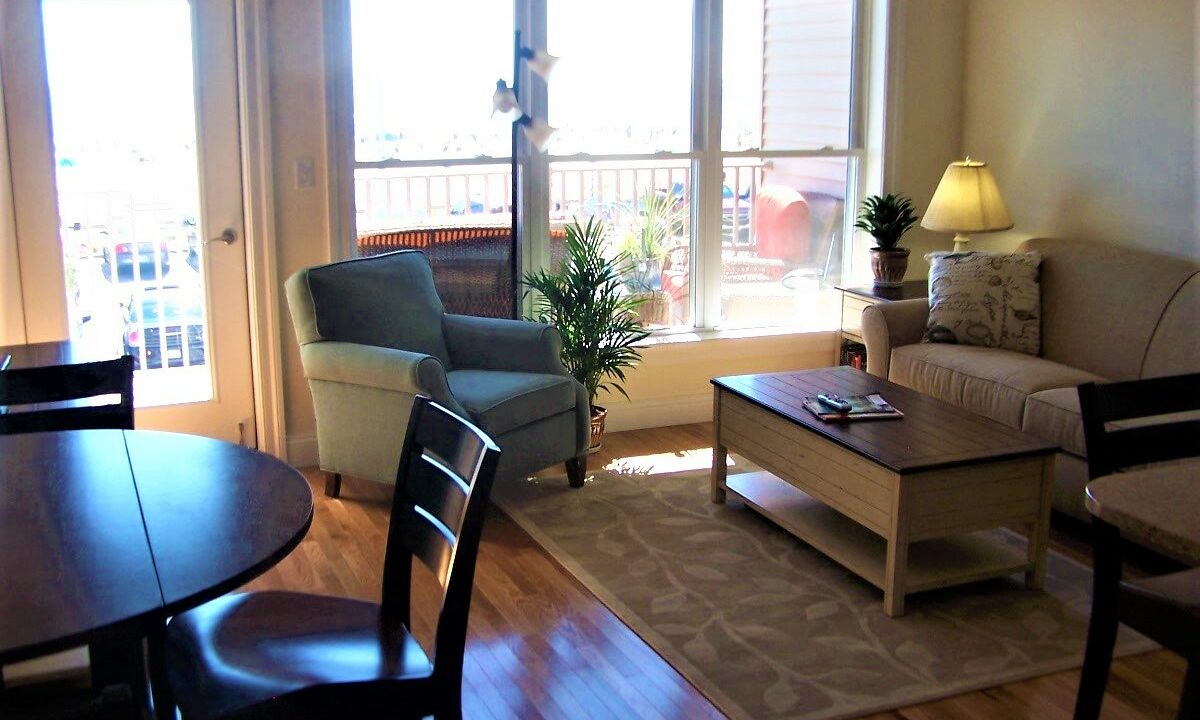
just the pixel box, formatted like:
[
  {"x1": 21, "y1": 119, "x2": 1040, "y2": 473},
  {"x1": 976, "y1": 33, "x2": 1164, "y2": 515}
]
[{"x1": 603, "y1": 448, "x2": 739, "y2": 476}]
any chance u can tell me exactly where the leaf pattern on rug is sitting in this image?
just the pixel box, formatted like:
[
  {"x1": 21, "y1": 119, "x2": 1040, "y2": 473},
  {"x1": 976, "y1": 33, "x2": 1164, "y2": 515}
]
[{"x1": 493, "y1": 464, "x2": 1153, "y2": 720}]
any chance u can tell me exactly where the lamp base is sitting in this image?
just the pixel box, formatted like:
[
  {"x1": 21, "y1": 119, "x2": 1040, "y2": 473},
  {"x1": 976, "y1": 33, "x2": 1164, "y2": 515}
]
[{"x1": 952, "y1": 233, "x2": 972, "y2": 253}]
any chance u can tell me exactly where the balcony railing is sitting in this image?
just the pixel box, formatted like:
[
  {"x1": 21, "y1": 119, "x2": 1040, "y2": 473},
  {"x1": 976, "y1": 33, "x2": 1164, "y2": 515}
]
[{"x1": 354, "y1": 158, "x2": 844, "y2": 328}]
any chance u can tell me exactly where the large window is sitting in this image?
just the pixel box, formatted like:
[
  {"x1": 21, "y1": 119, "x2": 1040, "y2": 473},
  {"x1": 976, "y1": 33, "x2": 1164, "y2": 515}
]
[{"x1": 349, "y1": 0, "x2": 864, "y2": 330}]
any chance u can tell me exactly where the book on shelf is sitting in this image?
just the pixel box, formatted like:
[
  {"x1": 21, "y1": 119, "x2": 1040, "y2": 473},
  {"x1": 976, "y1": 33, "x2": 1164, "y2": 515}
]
[{"x1": 802, "y1": 393, "x2": 903, "y2": 422}]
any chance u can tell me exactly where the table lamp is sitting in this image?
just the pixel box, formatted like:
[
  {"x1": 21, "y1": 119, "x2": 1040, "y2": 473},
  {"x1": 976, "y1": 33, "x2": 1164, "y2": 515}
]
[{"x1": 920, "y1": 158, "x2": 1013, "y2": 252}]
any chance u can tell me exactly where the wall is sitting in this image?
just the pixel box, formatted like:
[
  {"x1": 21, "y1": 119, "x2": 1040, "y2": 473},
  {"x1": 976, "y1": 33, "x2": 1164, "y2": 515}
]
[
  {"x1": 876, "y1": 0, "x2": 967, "y2": 280},
  {"x1": 962, "y1": 0, "x2": 1197, "y2": 258},
  {"x1": 269, "y1": 0, "x2": 333, "y2": 460}
]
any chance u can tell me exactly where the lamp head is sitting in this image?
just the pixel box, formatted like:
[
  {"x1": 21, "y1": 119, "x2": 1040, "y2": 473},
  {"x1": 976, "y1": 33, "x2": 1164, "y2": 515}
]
[
  {"x1": 517, "y1": 114, "x2": 556, "y2": 152},
  {"x1": 492, "y1": 79, "x2": 519, "y2": 118},
  {"x1": 520, "y1": 47, "x2": 559, "y2": 80},
  {"x1": 920, "y1": 158, "x2": 1013, "y2": 251}
]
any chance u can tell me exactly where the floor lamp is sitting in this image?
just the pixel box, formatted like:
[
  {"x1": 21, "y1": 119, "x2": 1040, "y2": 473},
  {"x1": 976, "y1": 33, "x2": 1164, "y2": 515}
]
[{"x1": 493, "y1": 31, "x2": 557, "y2": 318}]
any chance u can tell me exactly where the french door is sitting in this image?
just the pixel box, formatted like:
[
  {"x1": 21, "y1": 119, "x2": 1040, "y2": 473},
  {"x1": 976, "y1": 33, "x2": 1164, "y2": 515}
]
[{"x1": 5, "y1": 0, "x2": 255, "y2": 444}]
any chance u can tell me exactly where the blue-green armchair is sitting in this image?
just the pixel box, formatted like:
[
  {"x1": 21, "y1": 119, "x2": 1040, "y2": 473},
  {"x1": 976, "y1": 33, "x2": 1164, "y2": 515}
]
[{"x1": 285, "y1": 250, "x2": 589, "y2": 495}]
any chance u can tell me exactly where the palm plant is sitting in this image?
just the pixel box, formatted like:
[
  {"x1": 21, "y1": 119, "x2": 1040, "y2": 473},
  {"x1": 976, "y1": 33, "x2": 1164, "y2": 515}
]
[
  {"x1": 854, "y1": 193, "x2": 920, "y2": 250},
  {"x1": 522, "y1": 217, "x2": 650, "y2": 406}
]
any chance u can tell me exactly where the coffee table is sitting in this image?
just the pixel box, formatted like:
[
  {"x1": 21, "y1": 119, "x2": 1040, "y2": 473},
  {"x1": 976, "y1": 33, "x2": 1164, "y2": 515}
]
[{"x1": 711, "y1": 367, "x2": 1058, "y2": 616}]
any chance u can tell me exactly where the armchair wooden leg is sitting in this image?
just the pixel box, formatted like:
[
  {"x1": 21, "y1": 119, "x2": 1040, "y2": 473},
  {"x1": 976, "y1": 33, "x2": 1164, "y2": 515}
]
[
  {"x1": 1074, "y1": 519, "x2": 1123, "y2": 720},
  {"x1": 565, "y1": 456, "x2": 587, "y2": 488},
  {"x1": 324, "y1": 472, "x2": 342, "y2": 498}
]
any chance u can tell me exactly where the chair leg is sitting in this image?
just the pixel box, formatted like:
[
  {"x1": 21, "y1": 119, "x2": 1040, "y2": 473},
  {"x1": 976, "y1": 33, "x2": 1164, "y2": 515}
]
[
  {"x1": 147, "y1": 624, "x2": 175, "y2": 720},
  {"x1": 324, "y1": 472, "x2": 342, "y2": 498},
  {"x1": 1074, "y1": 519, "x2": 1123, "y2": 720},
  {"x1": 565, "y1": 456, "x2": 587, "y2": 488},
  {"x1": 1177, "y1": 656, "x2": 1200, "y2": 720}
]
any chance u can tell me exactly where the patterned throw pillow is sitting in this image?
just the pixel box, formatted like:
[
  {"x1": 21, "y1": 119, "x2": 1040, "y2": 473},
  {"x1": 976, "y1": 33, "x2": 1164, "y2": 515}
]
[{"x1": 924, "y1": 251, "x2": 1042, "y2": 355}]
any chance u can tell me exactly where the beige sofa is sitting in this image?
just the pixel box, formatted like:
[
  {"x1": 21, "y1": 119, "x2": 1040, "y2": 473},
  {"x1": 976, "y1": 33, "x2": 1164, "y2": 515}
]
[{"x1": 862, "y1": 237, "x2": 1200, "y2": 521}]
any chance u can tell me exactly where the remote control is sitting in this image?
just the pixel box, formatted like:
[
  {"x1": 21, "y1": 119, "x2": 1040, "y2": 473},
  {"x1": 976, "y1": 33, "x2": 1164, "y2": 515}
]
[{"x1": 817, "y1": 394, "x2": 852, "y2": 412}]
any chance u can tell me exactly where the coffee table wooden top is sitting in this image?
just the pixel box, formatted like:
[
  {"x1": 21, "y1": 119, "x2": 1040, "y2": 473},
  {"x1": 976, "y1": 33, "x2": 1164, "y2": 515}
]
[{"x1": 712, "y1": 366, "x2": 1058, "y2": 474}]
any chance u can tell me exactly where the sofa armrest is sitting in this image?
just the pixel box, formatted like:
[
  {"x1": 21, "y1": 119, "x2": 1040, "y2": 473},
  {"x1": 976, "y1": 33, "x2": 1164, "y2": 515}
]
[
  {"x1": 862, "y1": 298, "x2": 929, "y2": 379},
  {"x1": 299, "y1": 341, "x2": 465, "y2": 416},
  {"x1": 443, "y1": 313, "x2": 569, "y2": 375}
]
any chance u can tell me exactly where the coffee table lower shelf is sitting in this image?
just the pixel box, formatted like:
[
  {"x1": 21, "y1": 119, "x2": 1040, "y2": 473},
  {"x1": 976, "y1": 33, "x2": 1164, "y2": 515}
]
[{"x1": 726, "y1": 471, "x2": 1033, "y2": 600}]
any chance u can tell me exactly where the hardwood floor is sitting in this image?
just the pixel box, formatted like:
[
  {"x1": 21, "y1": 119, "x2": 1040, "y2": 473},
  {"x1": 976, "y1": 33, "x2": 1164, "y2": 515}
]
[{"x1": 247, "y1": 423, "x2": 1184, "y2": 719}]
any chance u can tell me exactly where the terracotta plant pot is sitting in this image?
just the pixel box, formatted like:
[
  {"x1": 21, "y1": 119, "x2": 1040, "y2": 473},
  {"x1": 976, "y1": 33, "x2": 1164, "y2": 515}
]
[
  {"x1": 870, "y1": 248, "x2": 910, "y2": 288},
  {"x1": 588, "y1": 405, "x2": 607, "y2": 453}
]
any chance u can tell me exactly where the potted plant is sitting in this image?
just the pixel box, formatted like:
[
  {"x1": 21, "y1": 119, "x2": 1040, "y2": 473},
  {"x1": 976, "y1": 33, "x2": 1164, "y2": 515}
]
[
  {"x1": 616, "y1": 189, "x2": 685, "y2": 327},
  {"x1": 854, "y1": 193, "x2": 920, "y2": 287},
  {"x1": 522, "y1": 217, "x2": 651, "y2": 452}
]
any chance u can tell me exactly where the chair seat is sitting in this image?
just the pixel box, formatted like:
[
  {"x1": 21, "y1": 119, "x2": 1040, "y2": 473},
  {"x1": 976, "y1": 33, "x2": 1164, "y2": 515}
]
[
  {"x1": 1122, "y1": 568, "x2": 1200, "y2": 657},
  {"x1": 164, "y1": 591, "x2": 434, "y2": 720},
  {"x1": 447, "y1": 369, "x2": 577, "y2": 437}
]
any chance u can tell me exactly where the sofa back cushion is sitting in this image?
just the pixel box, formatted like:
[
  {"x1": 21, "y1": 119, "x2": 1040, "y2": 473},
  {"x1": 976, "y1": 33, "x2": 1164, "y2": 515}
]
[
  {"x1": 1142, "y1": 272, "x2": 1200, "y2": 378},
  {"x1": 305, "y1": 250, "x2": 451, "y2": 366},
  {"x1": 1017, "y1": 238, "x2": 1198, "y2": 381}
]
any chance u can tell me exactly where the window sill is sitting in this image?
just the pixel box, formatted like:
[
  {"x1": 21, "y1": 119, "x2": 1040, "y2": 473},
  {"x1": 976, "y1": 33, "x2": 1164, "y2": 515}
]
[{"x1": 636, "y1": 323, "x2": 839, "y2": 349}]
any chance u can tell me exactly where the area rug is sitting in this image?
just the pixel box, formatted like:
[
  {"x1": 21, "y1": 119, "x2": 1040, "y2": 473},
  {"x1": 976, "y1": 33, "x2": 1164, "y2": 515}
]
[{"x1": 492, "y1": 457, "x2": 1153, "y2": 720}]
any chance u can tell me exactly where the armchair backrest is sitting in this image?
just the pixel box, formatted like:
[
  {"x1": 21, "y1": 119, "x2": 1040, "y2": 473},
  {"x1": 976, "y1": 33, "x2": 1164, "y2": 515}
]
[{"x1": 286, "y1": 250, "x2": 451, "y2": 365}]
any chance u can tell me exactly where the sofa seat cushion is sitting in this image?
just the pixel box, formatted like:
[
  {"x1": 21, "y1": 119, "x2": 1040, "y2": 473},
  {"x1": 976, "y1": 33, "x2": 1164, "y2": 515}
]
[
  {"x1": 1023, "y1": 387, "x2": 1088, "y2": 457},
  {"x1": 889, "y1": 343, "x2": 1106, "y2": 429},
  {"x1": 447, "y1": 370, "x2": 576, "y2": 437}
]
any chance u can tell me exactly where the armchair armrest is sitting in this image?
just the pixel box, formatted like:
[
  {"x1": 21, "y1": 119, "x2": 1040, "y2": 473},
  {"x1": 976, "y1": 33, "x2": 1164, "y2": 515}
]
[
  {"x1": 299, "y1": 341, "x2": 465, "y2": 416},
  {"x1": 862, "y1": 298, "x2": 929, "y2": 379},
  {"x1": 443, "y1": 314, "x2": 569, "y2": 375}
]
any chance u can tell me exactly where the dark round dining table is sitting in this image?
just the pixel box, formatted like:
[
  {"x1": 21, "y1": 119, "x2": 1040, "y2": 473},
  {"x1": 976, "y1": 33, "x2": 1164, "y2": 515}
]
[{"x1": 0, "y1": 429, "x2": 314, "y2": 666}]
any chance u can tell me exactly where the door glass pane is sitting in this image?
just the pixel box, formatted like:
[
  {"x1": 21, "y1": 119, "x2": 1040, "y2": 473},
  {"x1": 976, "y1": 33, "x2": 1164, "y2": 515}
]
[
  {"x1": 719, "y1": 157, "x2": 847, "y2": 329},
  {"x1": 44, "y1": 0, "x2": 211, "y2": 406},
  {"x1": 724, "y1": 0, "x2": 854, "y2": 151},
  {"x1": 547, "y1": 0, "x2": 693, "y2": 155}
]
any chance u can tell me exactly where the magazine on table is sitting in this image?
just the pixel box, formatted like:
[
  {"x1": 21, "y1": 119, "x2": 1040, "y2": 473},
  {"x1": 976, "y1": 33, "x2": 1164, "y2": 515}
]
[{"x1": 802, "y1": 393, "x2": 903, "y2": 422}]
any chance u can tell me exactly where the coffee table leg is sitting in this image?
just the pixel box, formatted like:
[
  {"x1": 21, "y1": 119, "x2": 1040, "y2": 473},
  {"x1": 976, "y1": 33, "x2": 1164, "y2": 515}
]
[
  {"x1": 711, "y1": 390, "x2": 727, "y2": 504},
  {"x1": 1025, "y1": 455, "x2": 1054, "y2": 589},
  {"x1": 884, "y1": 481, "x2": 910, "y2": 616}
]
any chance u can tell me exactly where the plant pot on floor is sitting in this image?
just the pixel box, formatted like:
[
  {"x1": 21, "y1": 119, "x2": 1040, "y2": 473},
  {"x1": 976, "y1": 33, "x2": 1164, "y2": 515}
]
[
  {"x1": 870, "y1": 248, "x2": 910, "y2": 288},
  {"x1": 588, "y1": 405, "x2": 607, "y2": 453}
]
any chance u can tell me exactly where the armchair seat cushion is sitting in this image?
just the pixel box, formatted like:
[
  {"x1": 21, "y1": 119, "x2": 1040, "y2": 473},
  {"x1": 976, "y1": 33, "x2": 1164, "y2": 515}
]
[
  {"x1": 890, "y1": 343, "x2": 1104, "y2": 429},
  {"x1": 447, "y1": 370, "x2": 578, "y2": 437}
]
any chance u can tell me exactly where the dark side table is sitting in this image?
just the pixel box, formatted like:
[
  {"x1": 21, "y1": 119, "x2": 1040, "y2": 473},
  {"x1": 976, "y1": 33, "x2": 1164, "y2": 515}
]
[{"x1": 835, "y1": 280, "x2": 928, "y2": 368}]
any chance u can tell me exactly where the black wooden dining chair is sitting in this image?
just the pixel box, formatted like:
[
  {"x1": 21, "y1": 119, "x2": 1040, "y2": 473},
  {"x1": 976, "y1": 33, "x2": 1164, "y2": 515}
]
[
  {"x1": 1074, "y1": 373, "x2": 1200, "y2": 720},
  {"x1": 0, "y1": 355, "x2": 134, "y2": 435},
  {"x1": 0, "y1": 355, "x2": 135, "y2": 698},
  {"x1": 160, "y1": 395, "x2": 501, "y2": 720}
]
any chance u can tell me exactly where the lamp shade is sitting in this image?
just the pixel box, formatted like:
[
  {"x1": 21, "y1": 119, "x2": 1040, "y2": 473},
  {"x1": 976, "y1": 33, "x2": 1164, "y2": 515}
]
[
  {"x1": 523, "y1": 48, "x2": 559, "y2": 80},
  {"x1": 920, "y1": 159, "x2": 1013, "y2": 234},
  {"x1": 520, "y1": 116, "x2": 557, "y2": 151},
  {"x1": 492, "y1": 80, "x2": 519, "y2": 118}
]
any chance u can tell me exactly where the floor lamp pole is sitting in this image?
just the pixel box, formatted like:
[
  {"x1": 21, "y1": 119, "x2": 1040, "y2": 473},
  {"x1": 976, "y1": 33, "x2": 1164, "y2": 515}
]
[{"x1": 510, "y1": 29, "x2": 521, "y2": 320}]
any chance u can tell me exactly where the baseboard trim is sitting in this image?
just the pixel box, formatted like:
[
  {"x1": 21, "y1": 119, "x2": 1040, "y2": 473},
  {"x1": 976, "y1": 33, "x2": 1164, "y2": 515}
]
[
  {"x1": 604, "y1": 393, "x2": 712, "y2": 433},
  {"x1": 286, "y1": 433, "x2": 318, "y2": 469}
]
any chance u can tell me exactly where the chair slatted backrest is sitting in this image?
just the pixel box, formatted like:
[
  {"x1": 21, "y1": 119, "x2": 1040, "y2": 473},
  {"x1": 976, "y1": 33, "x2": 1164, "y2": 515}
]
[
  {"x1": 1078, "y1": 373, "x2": 1200, "y2": 479},
  {"x1": 0, "y1": 356, "x2": 135, "y2": 435},
  {"x1": 379, "y1": 395, "x2": 500, "y2": 684}
]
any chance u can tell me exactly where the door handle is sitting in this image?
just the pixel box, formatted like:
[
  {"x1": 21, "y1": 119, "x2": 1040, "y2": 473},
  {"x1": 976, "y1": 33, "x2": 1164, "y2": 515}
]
[{"x1": 205, "y1": 228, "x2": 237, "y2": 245}]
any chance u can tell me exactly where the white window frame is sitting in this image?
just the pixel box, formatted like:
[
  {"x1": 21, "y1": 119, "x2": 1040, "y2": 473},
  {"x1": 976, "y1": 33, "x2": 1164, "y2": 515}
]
[{"x1": 339, "y1": 0, "x2": 875, "y2": 332}]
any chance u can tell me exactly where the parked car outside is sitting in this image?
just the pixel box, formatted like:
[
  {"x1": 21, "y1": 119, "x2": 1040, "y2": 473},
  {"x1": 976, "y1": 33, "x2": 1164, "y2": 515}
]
[
  {"x1": 122, "y1": 285, "x2": 206, "y2": 370},
  {"x1": 103, "y1": 236, "x2": 171, "y2": 282}
]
